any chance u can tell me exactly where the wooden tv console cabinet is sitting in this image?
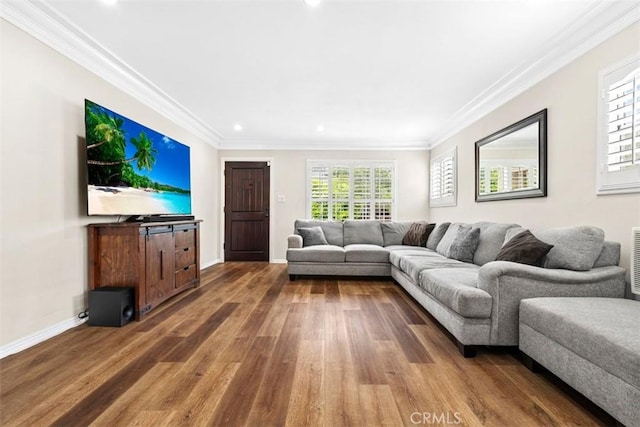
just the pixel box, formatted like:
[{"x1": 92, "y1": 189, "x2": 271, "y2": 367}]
[{"x1": 88, "y1": 220, "x2": 201, "y2": 320}]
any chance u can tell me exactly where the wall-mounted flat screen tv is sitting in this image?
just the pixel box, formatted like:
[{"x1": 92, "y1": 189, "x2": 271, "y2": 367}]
[{"x1": 85, "y1": 99, "x2": 192, "y2": 216}]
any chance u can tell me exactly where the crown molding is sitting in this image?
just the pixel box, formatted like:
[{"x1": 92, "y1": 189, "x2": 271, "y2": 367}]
[
  {"x1": 0, "y1": 0, "x2": 223, "y2": 147},
  {"x1": 218, "y1": 137, "x2": 429, "y2": 151},
  {"x1": 427, "y1": 1, "x2": 640, "y2": 148},
  {"x1": 2, "y1": 1, "x2": 637, "y2": 152}
]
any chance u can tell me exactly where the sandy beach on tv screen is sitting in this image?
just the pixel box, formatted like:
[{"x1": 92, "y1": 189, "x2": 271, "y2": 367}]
[{"x1": 88, "y1": 185, "x2": 170, "y2": 214}]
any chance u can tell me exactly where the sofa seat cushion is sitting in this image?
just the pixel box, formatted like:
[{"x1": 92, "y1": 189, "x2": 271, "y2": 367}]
[
  {"x1": 387, "y1": 246, "x2": 433, "y2": 268},
  {"x1": 520, "y1": 297, "x2": 640, "y2": 390},
  {"x1": 399, "y1": 253, "x2": 476, "y2": 283},
  {"x1": 287, "y1": 245, "x2": 345, "y2": 263},
  {"x1": 419, "y1": 268, "x2": 491, "y2": 318},
  {"x1": 344, "y1": 244, "x2": 389, "y2": 263}
]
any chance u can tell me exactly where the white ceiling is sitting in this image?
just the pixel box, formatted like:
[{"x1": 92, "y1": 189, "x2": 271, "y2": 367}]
[{"x1": 4, "y1": 0, "x2": 640, "y2": 149}]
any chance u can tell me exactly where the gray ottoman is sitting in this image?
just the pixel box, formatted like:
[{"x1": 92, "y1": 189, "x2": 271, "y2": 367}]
[{"x1": 519, "y1": 297, "x2": 640, "y2": 427}]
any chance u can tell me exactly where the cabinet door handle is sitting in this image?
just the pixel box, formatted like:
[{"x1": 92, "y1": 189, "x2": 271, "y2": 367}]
[
  {"x1": 183, "y1": 266, "x2": 189, "y2": 271},
  {"x1": 160, "y1": 250, "x2": 165, "y2": 280},
  {"x1": 183, "y1": 247, "x2": 189, "y2": 252}
]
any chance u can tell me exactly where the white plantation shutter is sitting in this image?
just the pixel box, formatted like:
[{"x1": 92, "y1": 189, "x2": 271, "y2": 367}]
[
  {"x1": 331, "y1": 166, "x2": 350, "y2": 221},
  {"x1": 597, "y1": 55, "x2": 640, "y2": 194},
  {"x1": 353, "y1": 167, "x2": 371, "y2": 220},
  {"x1": 606, "y1": 70, "x2": 640, "y2": 171},
  {"x1": 374, "y1": 166, "x2": 393, "y2": 221},
  {"x1": 307, "y1": 161, "x2": 394, "y2": 221},
  {"x1": 430, "y1": 148, "x2": 456, "y2": 207},
  {"x1": 310, "y1": 164, "x2": 329, "y2": 220}
]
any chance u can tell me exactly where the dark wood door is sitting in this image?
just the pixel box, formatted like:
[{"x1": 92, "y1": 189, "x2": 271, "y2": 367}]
[{"x1": 224, "y1": 161, "x2": 270, "y2": 261}]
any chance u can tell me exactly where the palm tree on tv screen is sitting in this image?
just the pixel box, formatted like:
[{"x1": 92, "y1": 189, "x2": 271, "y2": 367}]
[
  {"x1": 130, "y1": 132, "x2": 158, "y2": 172},
  {"x1": 86, "y1": 102, "x2": 157, "y2": 187}
]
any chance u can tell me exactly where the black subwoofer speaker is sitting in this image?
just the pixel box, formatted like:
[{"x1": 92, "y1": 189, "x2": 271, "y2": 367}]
[{"x1": 88, "y1": 287, "x2": 135, "y2": 327}]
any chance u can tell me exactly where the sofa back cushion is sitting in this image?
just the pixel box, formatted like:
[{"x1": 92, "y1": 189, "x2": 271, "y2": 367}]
[
  {"x1": 426, "y1": 222, "x2": 451, "y2": 250},
  {"x1": 380, "y1": 222, "x2": 413, "y2": 246},
  {"x1": 294, "y1": 220, "x2": 344, "y2": 246},
  {"x1": 343, "y1": 220, "x2": 384, "y2": 246},
  {"x1": 504, "y1": 225, "x2": 605, "y2": 271},
  {"x1": 593, "y1": 241, "x2": 621, "y2": 267},
  {"x1": 472, "y1": 221, "x2": 521, "y2": 266}
]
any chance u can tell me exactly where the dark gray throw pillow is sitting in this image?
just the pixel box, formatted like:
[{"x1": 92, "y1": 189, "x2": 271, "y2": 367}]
[
  {"x1": 297, "y1": 226, "x2": 329, "y2": 247},
  {"x1": 495, "y1": 229, "x2": 554, "y2": 266},
  {"x1": 426, "y1": 222, "x2": 451, "y2": 250},
  {"x1": 448, "y1": 227, "x2": 481, "y2": 263},
  {"x1": 402, "y1": 222, "x2": 435, "y2": 246}
]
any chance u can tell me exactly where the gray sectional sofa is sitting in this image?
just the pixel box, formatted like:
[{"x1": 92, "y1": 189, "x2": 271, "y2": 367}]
[{"x1": 286, "y1": 219, "x2": 627, "y2": 357}]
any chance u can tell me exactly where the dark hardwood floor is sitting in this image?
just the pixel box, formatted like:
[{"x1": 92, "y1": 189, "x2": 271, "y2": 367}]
[{"x1": 0, "y1": 262, "x2": 615, "y2": 426}]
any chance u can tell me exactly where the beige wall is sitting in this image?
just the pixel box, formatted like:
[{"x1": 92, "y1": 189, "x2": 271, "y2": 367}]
[
  {"x1": 218, "y1": 150, "x2": 430, "y2": 261},
  {"x1": 0, "y1": 20, "x2": 219, "y2": 348},
  {"x1": 429, "y1": 23, "x2": 640, "y2": 285}
]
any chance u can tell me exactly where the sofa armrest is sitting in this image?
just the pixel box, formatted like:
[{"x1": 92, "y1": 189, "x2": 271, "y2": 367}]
[
  {"x1": 477, "y1": 261, "x2": 626, "y2": 346},
  {"x1": 288, "y1": 234, "x2": 303, "y2": 249}
]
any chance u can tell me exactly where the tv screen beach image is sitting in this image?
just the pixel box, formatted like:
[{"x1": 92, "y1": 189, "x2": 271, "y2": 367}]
[{"x1": 85, "y1": 100, "x2": 192, "y2": 215}]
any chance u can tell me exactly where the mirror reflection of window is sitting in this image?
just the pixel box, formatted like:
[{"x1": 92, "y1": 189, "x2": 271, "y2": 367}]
[{"x1": 478, "y1": 122, "x2": 539, "y2": 195}]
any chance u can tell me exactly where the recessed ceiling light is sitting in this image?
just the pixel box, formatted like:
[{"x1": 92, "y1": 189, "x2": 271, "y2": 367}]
[
  {"x1": 234, "y1": 124, "x2": 243, "y2": 132},
  {"x1": 316, "y1": 125, "x2": 325, "y2": 132},
  {"x1": 303, "y1": 0, "x2": 322, "y2": 7},
  {"x1": 101, "y1": 0, "x2": 118, "y2": 5}
]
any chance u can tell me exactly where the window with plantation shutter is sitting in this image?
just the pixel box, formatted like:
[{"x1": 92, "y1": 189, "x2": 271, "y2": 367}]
[
  {"x1": 597, "y1": 55, "x2": 640, "y2": 194},
  {"x1": 307, "y1": 161, "x2": 395, "y2": 221},
  {"x1": 430, "y1": 148, "x2": 456, "y2": 207}
]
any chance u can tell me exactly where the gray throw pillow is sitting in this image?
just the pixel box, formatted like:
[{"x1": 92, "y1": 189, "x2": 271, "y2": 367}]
[
  {"x1": 426, "y1": 222, "x2": 451, "y2": 250},
  {"x1": 448, "y1": 227, "x2": 481, "y2": 263},
  {"x1": 402, "y1": 222, "x2": 435, "y2": 246},
  {"x1": 495, "y1": 229, "x2": 554, "y2": 266},
  {"x1": 297, "y1": 226, "x2": 329, "y2": 247},
  {"x1": 436, "y1": 223, "x2": 469, "y2": 257}
]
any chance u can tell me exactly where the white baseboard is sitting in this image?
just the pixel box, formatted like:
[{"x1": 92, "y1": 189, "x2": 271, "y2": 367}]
[
  {"x1": 0, "y1": 316, "x2": 87, "y2": 360},
  {"x1": 271, "y1": 258, "x2": 287, "y2": 264},
  {"x1": 1, "y1": 259, "x2": 225, "y2": 360},
  {"x1": 201, "y1": 259, "x2": 222, "y2": 269}
]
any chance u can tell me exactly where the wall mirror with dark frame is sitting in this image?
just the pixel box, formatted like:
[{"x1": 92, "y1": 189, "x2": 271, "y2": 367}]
[{"x1": 475, "y1": 109, "x2": 547, "y2": 202}]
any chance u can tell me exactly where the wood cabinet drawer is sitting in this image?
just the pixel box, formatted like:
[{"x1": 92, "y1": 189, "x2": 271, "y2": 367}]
[
  {"x1": 175, "y1": 246, "x2": 196, "y2": 269},
  {"x1": 175, "y1": 264, "x2": 197, "y2": 288},
  {"x1": 175, "y1": 228, "x2": 195, "y2": 248}
]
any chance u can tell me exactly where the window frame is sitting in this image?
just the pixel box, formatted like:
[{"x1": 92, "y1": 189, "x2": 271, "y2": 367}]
[
  {"x1": 306, "y1": 160, "x2": 396, "y2": 221},
  {"x1": 596, "y1": 54, "x2": 640, "y2": 195},
  {"x1": 429, "y1": 147, "x2": 457, "y2": 207}
]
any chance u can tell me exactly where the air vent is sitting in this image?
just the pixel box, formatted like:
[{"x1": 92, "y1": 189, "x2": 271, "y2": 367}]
[{"x1": 632, "y1": 227, "x2": 640, "y2": 296}]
